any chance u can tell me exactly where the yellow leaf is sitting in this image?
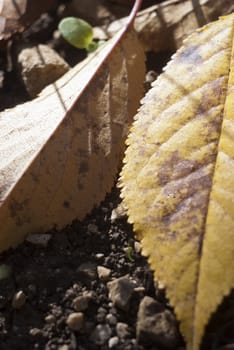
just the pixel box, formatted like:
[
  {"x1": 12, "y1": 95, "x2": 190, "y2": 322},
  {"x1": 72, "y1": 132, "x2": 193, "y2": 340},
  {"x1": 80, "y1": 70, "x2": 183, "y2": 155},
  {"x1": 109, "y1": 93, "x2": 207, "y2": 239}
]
[
  {"x1": 0, "y1": 27, "x2": 145, "y2": 252},
  {"x1": 120, "y1": 14, "x2": 234, "y2": 350}
]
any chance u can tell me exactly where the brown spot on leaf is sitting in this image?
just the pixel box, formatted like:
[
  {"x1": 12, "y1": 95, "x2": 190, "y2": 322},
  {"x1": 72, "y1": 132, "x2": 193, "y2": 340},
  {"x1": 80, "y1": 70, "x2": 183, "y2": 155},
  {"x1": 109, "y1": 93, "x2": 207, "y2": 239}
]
[
  {"x1": 79, "y1": 161, "x2": 89, "y2": 174},
  {"x1": 158, "y1": 151, "x2": 201, "y2": 186},
  {"x1": 8, "y1": 198, "x2": 30, "y2": 226}
]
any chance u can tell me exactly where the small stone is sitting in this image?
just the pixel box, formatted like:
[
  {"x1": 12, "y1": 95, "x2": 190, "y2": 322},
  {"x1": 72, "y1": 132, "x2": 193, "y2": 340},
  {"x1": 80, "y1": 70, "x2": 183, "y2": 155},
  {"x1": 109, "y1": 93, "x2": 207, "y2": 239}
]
[
  {"x1": 144, "y1": 70, "x2": 158, "y2": 92},
  {"x1": 95, "y1": 253, "x2": 104, "y2": 260},
  {"x1": 93, "y1": 27, "x2": 108, "y2": 40},
  {"x1": 66, "y1": 312, "x2": 84, "y2": 331},
  {"x1": 108, "y1": 336, "x2": 119, "y2": 348},
  {"x1": 87, "y1": 223, "x2": 98, "y2": 233},
  {"x1": 58, "y1": 346, "x2": 69, "y2": 350},
  {"x1": 96, "y1": 307, "x2": 107, "y2": 323},
  {"x1": 134, "y1": 241, "x2": 141, "y2": 253},
  {"x1": 12, "y1": 291, "x2": 26, "y2": 309},
  {"x1": 73, "y1": 294, "x2": 91, "y2": 312},
  {"x1": 18, "y1": 44, "x2": 70, "y2": 97},
  {"x1": 134, "y1": 286, "x2": 145, "y2": 294},
  {"x1": 97, "y1": 266, "x2": 111, "y2": 282},
  {"x1": 98, "y1": 306, "x2": 107, "y2": 314},
  {"x1": 106, "y1": 314, "x2": 117, "y2": 326},
  {"x1": 109, "y1": 307, "x2": 117, "y2": 315},
  {"x1": 131, "y1": 338, "x2": 137, "y2": 346},
  {"x1": 0, "y1": 71, "x2": 4, "y2": 89},
  {"x1": 110, "y1": 203, "x2": 127, "y2": 222},
  {"x1": 91, "y1": 324, "x2": 112, "y2": 345},
  {"x1": 29, "y1": 328, "x2": 41, "y2": 336},
  {"x1": 77, "y1": 262, "x2": 97, "y2": 281},
  {"x1": 45, "y1": 314, "x2": 56, "y2": 324},
  {"x1": 107, "y1": 276, "x2": 135, "y2": 311},
  {"x1": 137, "y1": 296, "x2": 180, "y2": 350},
  {"x1": 145, "y1": 70, "x2": 158, "y2": 84},
  {"x1": 26, "y1": 233, "x2": 52, "y2": 247},
  {"x1": 116, "y1": 322, "x2": 130, "y2": 339}
]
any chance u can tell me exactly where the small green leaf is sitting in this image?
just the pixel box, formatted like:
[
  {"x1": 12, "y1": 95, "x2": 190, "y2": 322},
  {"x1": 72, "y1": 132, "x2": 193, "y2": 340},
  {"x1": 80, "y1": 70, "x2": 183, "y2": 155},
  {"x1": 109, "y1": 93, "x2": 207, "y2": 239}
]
[
  {"x1": 126, "y1": 246, "x2": 134, "y2": 262},
  {"x1": 87, "y1": 41, "x2": 99, "y2": 53},
  {"x1": 58, "y1": 17, "x2": 93, "y2": 49}
]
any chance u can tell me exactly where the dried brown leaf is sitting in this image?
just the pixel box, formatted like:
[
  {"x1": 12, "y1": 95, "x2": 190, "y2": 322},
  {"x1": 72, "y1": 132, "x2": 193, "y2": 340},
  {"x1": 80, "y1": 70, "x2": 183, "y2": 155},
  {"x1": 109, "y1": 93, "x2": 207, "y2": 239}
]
[
  {"x1": 0, "y1": 0, "x2": 57, "y2": 41},
  {"x1": 0, "y1": 21, "x2": 145, "y2": 251},
  {"x1": 105, "y1": 0, "x2": 234, "y2": 52}
]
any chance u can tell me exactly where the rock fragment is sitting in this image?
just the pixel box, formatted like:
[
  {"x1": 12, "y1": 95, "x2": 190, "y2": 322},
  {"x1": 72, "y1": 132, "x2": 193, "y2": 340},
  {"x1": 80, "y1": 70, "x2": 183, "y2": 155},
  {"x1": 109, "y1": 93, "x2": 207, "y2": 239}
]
[
  {"x1": 116, "y1": 322, "x2": 130, "y2": 339},
  {"x1": 110, "y1": 202, "x2": 127, "y2": 222},
  {"x1": 58, "y1": 345, "x2": 69, "y2": 350},
  {"x1": 137, "y1": 296, "x2": 180, "y2": 349},
  {"x1": 45, "y1": 314, "x2": 56, "y2": 324},
  {"x1": 26, "y1": 233, "x2": 52, "y2": 247},
  {"x1": 91, "y1": 324, "x2": 112, "y2": 345},
  {"x1": 106, "y1": 313, "x2": 117, "y2": 326},
  {"x1": 97, "y1": 266, "x2": 111, "y2": 281},
  {"x1": 108, "y1": 336, "x2": 119, "y2": 348},
  {"x1": 18, "y1": 44, "x2": 70, "y2": 97},
  {"x1": 12, "y1": 290, "x2": 26, "y2": 309},
  {"x1": 29, "y1": 328, "x2": 41, "y2": 336},
  {"x1": 72, "y1": 293, "x2": 93, "y2": 312},
  {"x1": 66, "y1": 312, "x2": 84, "y2": 331},
  {"x1": 134, "y1": 241, "x2": 141, "y2": 254},
  {"x1": 107, "y1": 276, "x2": 135, "y2": 311}
]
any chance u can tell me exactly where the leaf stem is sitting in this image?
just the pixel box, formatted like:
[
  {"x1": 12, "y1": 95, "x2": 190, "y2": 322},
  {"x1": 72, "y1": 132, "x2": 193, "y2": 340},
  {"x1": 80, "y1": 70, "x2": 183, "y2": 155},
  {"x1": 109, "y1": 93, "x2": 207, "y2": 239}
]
[
  {"x1": 191, "y1": 0, "x2": 206, "y2": 26},
  {"x1": 127, "y1": 0, "x2": 143, "y2": 27}
]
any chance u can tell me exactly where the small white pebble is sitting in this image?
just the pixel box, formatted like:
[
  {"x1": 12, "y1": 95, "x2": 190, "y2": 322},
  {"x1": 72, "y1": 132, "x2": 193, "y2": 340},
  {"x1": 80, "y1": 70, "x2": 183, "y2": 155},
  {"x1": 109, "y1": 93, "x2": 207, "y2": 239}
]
[
  {"x1": 134, "y1": 241, "x2": 141, "y2": 253},
  {"x1": 58, "y1": 345, "x2": 69, "y2": 350},
  {"x1": 110, "y1": 203, "x2": 126, "y2": 223},
  {"x1": 93, "y1": 27, "x2": 109, "y2": 40},
  {"x1": 97, "y1": 266, "x2": 111, "y2": 281},
  {"x1": 95, "y1": 253, "x2": 104, "y2": 260},
  {"x1": 108, "y1": 336, "x2": 119, "y2": 348},
  {"x1": 134, "y1": 286, "x2": 145, "y2": 293}
]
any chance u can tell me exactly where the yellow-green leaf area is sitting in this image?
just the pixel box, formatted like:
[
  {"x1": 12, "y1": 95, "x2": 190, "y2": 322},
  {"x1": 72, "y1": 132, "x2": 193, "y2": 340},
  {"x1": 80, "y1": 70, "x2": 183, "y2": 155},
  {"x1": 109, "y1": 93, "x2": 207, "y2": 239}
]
[{"x1": 120, "y1": 14, "x2": 234, "y2": 350}]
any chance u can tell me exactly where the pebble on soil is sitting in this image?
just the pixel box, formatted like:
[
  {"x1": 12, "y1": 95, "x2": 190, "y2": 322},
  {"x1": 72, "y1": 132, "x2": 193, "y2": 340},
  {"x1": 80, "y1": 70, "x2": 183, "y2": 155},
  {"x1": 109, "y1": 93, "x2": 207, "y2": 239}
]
[{"x1": 0, "y1": 187, "x2": 180, "y2": 350}]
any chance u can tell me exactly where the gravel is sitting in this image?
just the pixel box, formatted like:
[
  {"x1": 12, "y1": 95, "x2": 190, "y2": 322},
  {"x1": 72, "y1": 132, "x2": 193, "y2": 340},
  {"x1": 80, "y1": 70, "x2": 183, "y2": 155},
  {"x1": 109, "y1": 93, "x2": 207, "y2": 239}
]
[{"x1": 0, "y1": 187, "x2": 233, "y2": 349}]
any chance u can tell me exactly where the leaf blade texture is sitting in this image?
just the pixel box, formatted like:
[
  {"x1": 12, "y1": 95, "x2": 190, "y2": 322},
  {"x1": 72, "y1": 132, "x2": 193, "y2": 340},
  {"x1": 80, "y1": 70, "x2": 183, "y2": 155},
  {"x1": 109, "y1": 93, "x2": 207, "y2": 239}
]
[
  {"x1": 120, "y1": 14, "x2": 234, "y2": 350},
  {"x1": 0, "y1": 28, "x2": 145, "y2": 252}
]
